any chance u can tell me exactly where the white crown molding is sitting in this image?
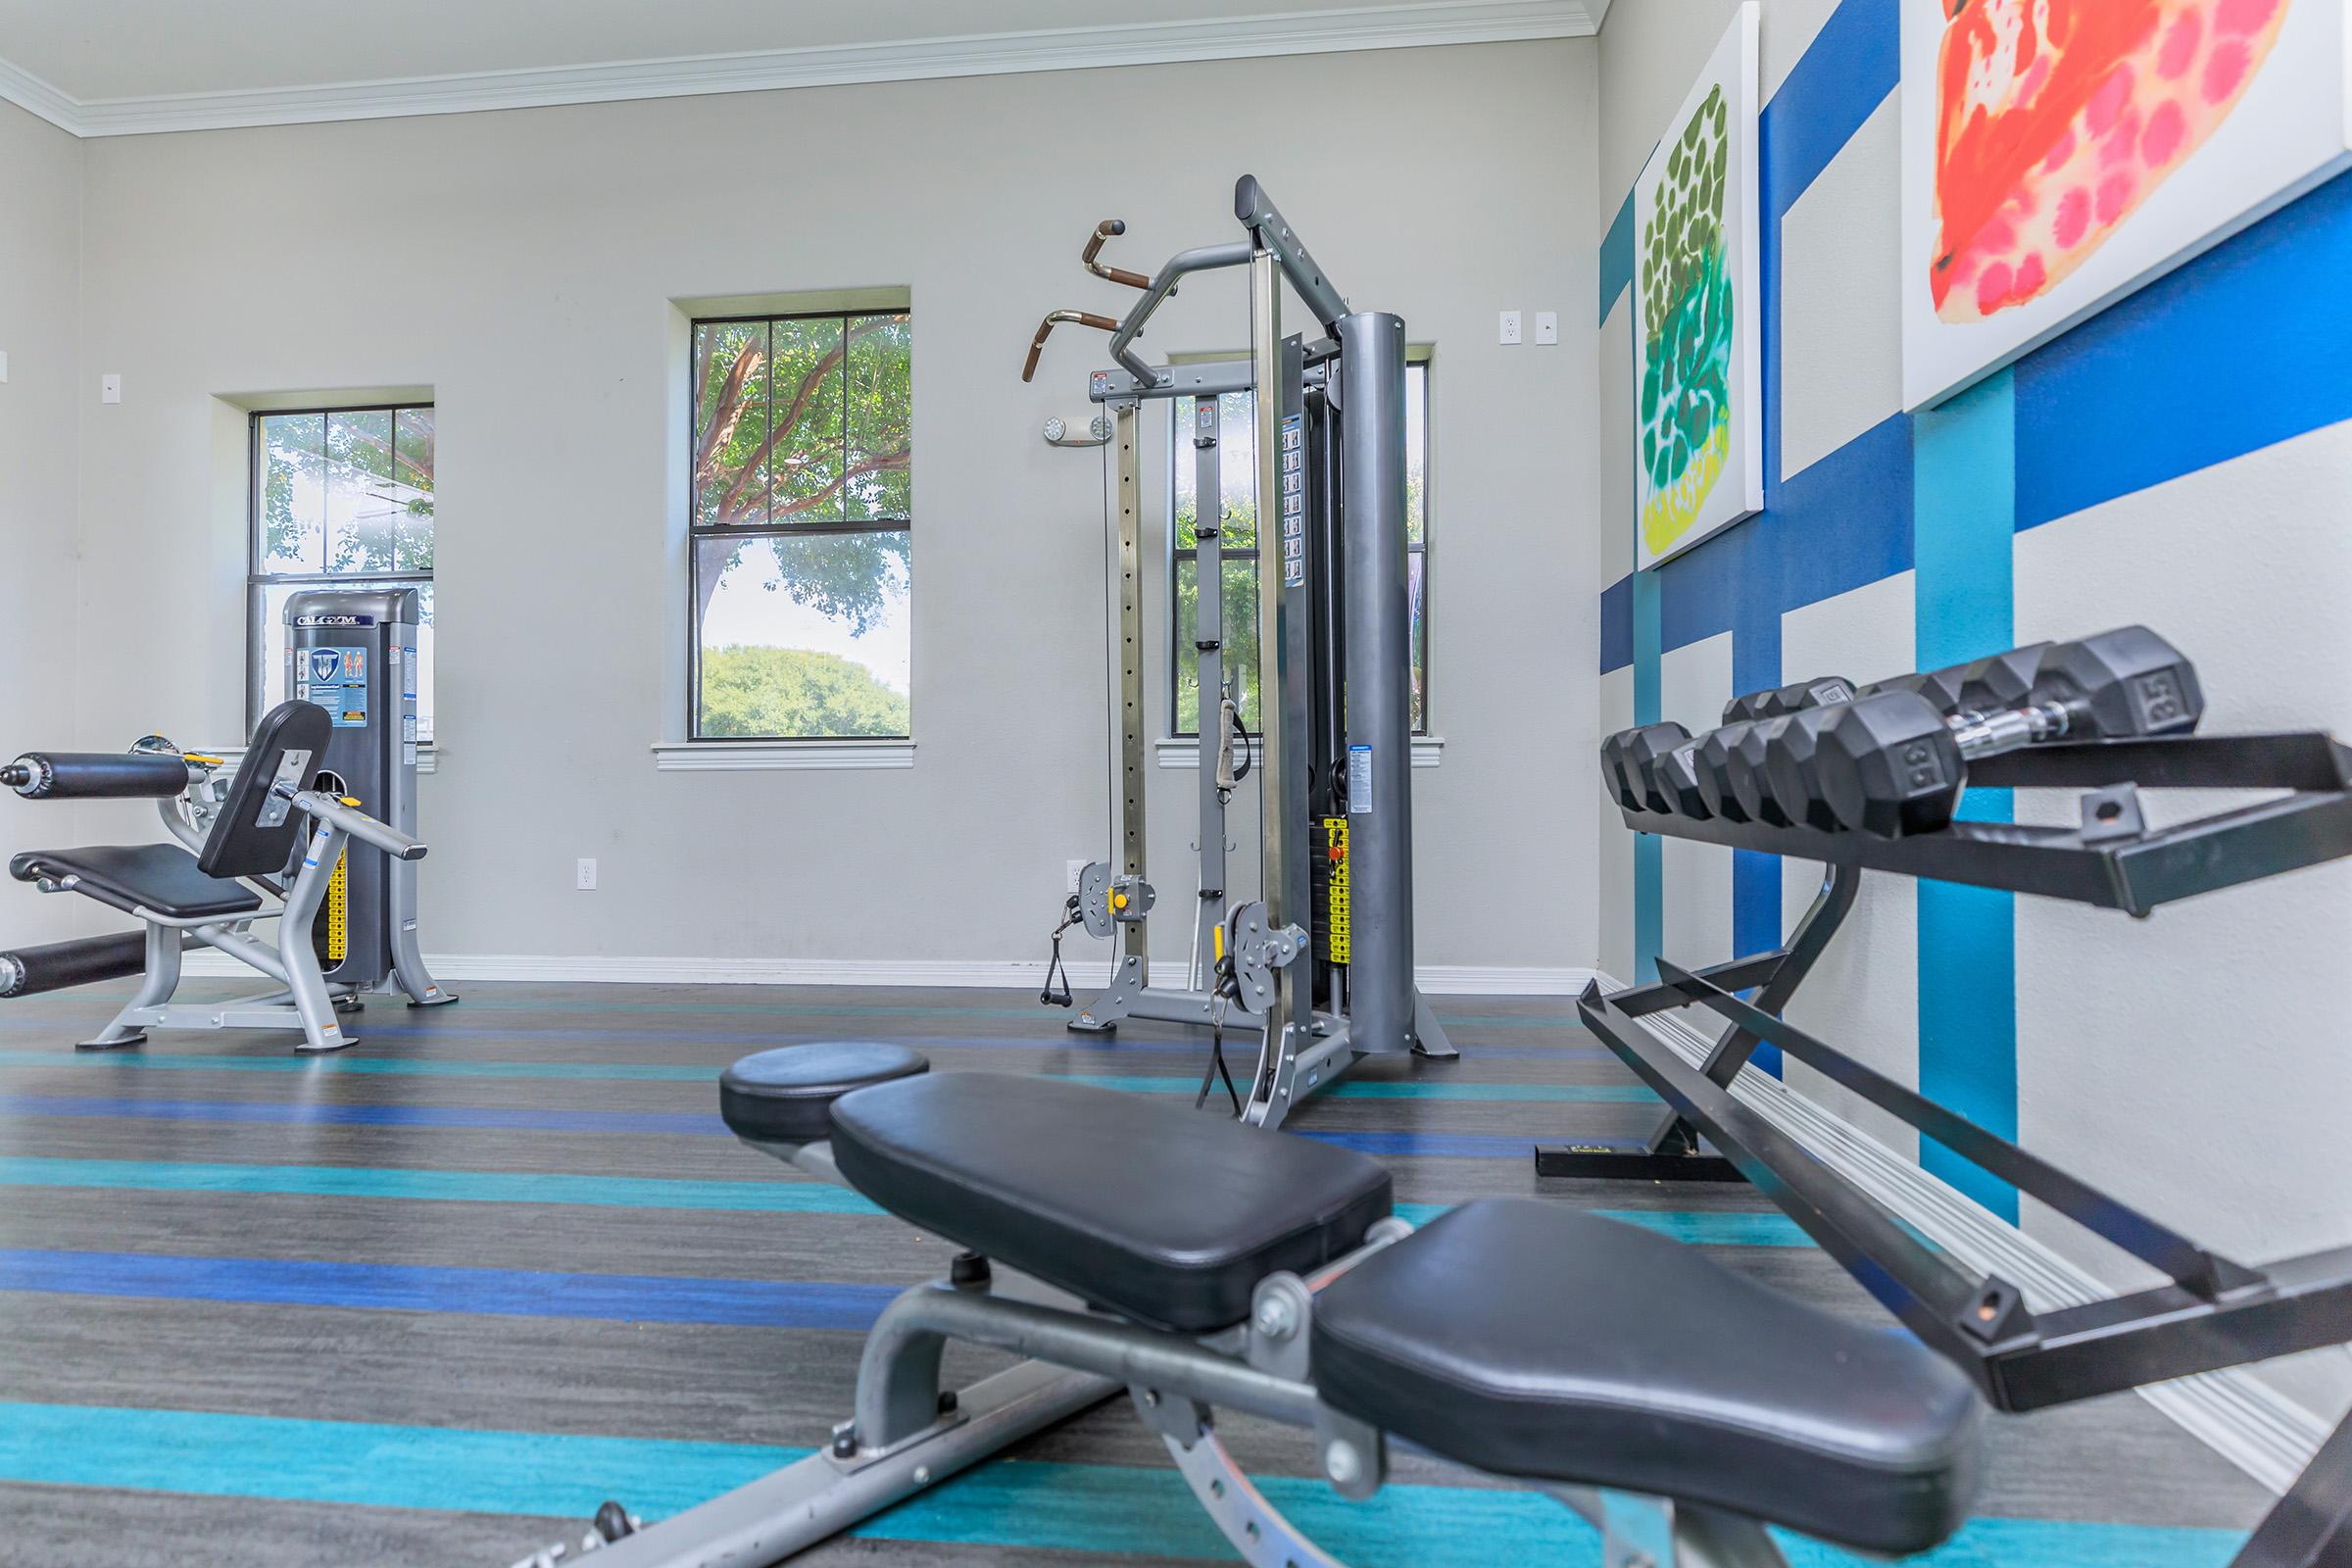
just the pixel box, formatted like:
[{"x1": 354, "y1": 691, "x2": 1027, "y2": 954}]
[
  {"x1": 180, "y1": 950, "x2": 1597, "y2": 994},
  {"x1": 0, "y1": 0, "x2": 1605, "y2": 139},
  {"x1": 1608, "y1": 980, "x2": 2336, "y2": 1496}
]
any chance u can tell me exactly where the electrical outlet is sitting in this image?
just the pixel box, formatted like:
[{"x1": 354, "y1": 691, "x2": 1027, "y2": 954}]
[
  {"x1": 1497, "y1": 311, "x2": 1522, "y2": 346},
  {"x1": 100, "y1": 373, "x2": 121, "y2": 404},
  {"x1": 1066, "y1": 859, "x2": 1090, "y2": 896},
  {"x1": 1535, "y1": 312, "x2": 1559, "y2": 345},
  {"x1": 576, "y1": 858, "x2": 599, "y2": 891}
]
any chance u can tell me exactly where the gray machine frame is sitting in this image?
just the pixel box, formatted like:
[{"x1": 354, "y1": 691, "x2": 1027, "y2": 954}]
[
  {"x1": 512, "y1": 1121, "x2": 1792, "y2": 1568},
  {"x1": 1033, "y1": 177, "x2": 1453, "y2": 1130}
]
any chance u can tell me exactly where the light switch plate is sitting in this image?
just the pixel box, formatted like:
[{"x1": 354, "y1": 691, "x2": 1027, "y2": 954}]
[
  {"x1": 1535, "y1": 312, "x2": 1559, "y2": 345},
  {"x1": 101, "y1": 373, "x2": 122, "y2": 404}
]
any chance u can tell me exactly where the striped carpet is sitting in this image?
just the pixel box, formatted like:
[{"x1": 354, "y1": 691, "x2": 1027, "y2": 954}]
[{"x1": 0, "y1": 981, "x2": 2274, "y2": 1567}]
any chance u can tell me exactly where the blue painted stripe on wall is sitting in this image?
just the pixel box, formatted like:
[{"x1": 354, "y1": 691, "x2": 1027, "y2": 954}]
[
  {"x1": 2015, "y1": 168, "x2": 2352, "y2": 529},
  {"x1": 1599, "y1": 573, "x2": 1633, "y2": 673},
  {"x1": 1762, "y1": 0, "x2": 1899, "y2": 219},
  {"x1": 1598, "y1": 187, "x2": 1636, "y2": 323},
  {"x1": 0, "y1": 1248, "x2": 900, "y2": 1327},
  {"x1": 1911, "y1": 371, "x2": 2022, "y2": 1224},
  {"x1": 0, "y1": 1400, "x2": 2250, "y2": 1565}
]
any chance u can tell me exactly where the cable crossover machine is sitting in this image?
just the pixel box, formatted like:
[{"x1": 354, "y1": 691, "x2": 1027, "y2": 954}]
[{"x1": 1026, "y1": 176, "x2": 1453, "y2": 1130}]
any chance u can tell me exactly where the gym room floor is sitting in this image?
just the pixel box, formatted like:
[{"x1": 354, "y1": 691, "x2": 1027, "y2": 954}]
[{"x1": 0, "y1": 982, "x2": 2273, "y2": 1567}]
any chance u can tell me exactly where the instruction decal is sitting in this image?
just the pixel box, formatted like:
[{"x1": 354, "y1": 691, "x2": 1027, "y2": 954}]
[
  {"x1": 1278, "y1": 414, "x2": 1307, "y2": 588},
  {"x1": 297, "y1": 645, "x2": 371, "y2": 729},
  {"x1": 1348, "y1": 744, "x2": 1373, "y2": 813}
]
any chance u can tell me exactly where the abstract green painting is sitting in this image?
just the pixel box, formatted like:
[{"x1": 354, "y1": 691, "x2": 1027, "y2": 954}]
[{"x1": 1634, "y1": 3, "x2": 1762, "y2": 568}]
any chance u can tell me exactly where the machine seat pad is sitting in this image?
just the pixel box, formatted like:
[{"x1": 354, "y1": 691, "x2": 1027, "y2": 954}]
[
  {"x1": 720, "y1": 1043, "x2": 930, "y2": 1146},
  {"x1": 1312, "y1": 1200, "x2": 1983, "y2": 1557},
  {"x1": 829, "y1": 1072, "x2": 1391, "y2": 1333},
  {"x1": 10, "y1": 844, "x2": 264, "y2": 920}
]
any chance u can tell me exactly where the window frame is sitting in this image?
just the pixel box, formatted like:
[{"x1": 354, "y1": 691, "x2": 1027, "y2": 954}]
[
  {"x1": 1165, "y1": 352, "x2": 1432, "y2": 739},
  {"x1": 686, "y1": 307, "x2": 913, "y2": 743},
  {"x1": 246, "y1": 400, "x2": 437, "y2": 739}
]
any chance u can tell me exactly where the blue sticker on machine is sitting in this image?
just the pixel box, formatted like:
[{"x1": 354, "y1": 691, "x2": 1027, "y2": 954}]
[
  {"x1": 297, "y1": 645, "x2": 371, "y2": 728},
  {"x1": 1348, "y1": 745, "x2": 1373, "y2": 813}
]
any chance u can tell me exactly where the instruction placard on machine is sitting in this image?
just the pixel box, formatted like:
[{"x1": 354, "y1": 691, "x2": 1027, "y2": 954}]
[
  {"x1": 298, "y1": 647, "x2": 370, "y2": 729},
  {"x1": 1278, "y1": 414, "x2": 1306, "y2": 588}
]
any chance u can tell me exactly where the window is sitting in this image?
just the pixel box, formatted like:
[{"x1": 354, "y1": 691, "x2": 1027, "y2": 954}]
[
  {"x1": 251, "y1": 404, "x2": 436, "y2": 740},
  {"x1": 689, "y1": 310, "x2": 912, "y2": 740},
  {"x1": 1169, "y1": 359, "x2": 1430, "y2": 735}
]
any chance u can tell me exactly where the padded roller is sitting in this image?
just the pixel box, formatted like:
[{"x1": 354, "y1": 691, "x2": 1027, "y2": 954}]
[
  {"x1": 3, "y1": 751, "x2": 190, "y2": 800},
  {"x1": 0, "y1": 931, "x2": 149, "y2": 999}
]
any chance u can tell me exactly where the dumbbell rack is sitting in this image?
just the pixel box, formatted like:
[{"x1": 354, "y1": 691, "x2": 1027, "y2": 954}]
[{"x1": 1544, "y1": 728, "x2": 2352, "y2": 1566}]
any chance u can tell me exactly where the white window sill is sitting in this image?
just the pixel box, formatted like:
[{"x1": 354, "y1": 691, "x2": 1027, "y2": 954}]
[
  {"x1": 652, "y1": 739, "x2": 915, "y2": 772},
  {"x1": 1153, "y1": 736, "x2": 1444, "y2": 769},
  {"x1": 214, "y1": 744, "x2": 439, "y2": 775}
]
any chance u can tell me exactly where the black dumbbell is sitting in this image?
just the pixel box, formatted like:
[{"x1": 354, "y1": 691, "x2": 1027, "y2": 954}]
[
  {"x1": 1692, "y1": 718, "x2": 1791, "y2": 825},
  {"x1": 1863, "y1": 646, "x2": 2046, "y2": 716},
  {"x1": 1722, "y1": 675, "x2": 1858, "y2": 726},
  {"x1": 1599, "y1": 723, "x2": 1707, "y2": 817},
  {"x1": 1772, "y1": 625, "x2": 2202, "y2": 836}
]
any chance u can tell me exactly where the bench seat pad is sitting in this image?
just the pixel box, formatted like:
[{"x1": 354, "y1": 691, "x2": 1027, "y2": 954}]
[
  {"x1": 829, "y1": 1071, "x2": 1391, "y2": 1333},
  {"x1": 1312, "y1": 1199, "x2": 1983, "y2": 1557},
  {"x1": 11, "y1": 844, "x2": 263, "y2": 921}
]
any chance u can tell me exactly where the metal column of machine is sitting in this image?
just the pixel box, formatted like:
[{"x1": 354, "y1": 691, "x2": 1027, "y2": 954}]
[{"x1": 285, "y1": 587, "x2": 455, "y2": 1009}]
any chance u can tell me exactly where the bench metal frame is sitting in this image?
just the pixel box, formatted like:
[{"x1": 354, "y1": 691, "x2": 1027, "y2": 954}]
[
  {"x1": 525, "y1": 1132, "x2": 1791, "y2": 1568},
  {"x1": 1551, "y1": 730, "x2": 2352, "y2": 1567}
]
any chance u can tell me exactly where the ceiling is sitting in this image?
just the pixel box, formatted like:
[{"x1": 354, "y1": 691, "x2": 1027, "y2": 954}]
[{"x1": 0, "y1": 0, "x2": 1606, "y2": 137}]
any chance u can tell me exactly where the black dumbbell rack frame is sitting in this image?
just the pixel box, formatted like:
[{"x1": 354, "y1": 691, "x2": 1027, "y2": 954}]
[{"x1": 1543, "y1": 730, "x2": 2352, "y2": 1567}]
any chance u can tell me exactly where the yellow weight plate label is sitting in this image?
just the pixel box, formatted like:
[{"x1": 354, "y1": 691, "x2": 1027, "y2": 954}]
[{"x1": 1323, "y1": 816, "x2": 1350, "y2": 965}]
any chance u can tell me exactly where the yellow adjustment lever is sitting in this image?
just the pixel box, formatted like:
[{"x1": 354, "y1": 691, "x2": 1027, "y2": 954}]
[
  {"x1": 1110, "y1": 891, "x2": 1128, "y2": 911},
  {"x1": 183, "y1": 754, "x2": 224, "y2": 766},
  {"x1": 1214, "y1": 924, "x2": 1226, "y2": 962},
  {"x1": 339, "y1": 796, "x2": 363, "y2": 808}
]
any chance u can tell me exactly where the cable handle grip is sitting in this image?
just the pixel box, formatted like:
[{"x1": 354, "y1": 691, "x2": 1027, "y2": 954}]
[
  {"x1": 1022, "y1": 309, "x2": 1120, "y2": 382},
  {"x1": 1081, "y1": 219, "x2": 1150, "y2": 290}
]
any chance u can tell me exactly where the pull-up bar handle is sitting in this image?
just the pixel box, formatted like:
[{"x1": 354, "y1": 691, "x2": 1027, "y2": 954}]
[{"x1": 1023, "y1": 309, "x2": 1120, "y2": 383}]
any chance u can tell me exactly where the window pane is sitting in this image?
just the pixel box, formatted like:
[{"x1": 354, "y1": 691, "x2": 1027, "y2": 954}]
[
  {"x1": 1405, "y1": 364, "x2": 1427, "y2": 546},
  {"x1": 1173, "y1": 399, "x2": 1199, "y2": 550},
  {"x1": 1174, "y1": 556, "x2": 1259, "y2": 737},
  {"x1": 845, "y1": 313, "x2": 911, "y2": 520},
  {"x1": 325, "y1": 410, "x2": 399, "y2": 572},
  {"x1": 1217, "y1": 391, "x2": 1256, "y2": 548},
  {"x1": 258, "y1": 413, "x2": 324, "y2": 573},
  {"x1": 694, "y1": 320, "x2": 768, "y2": 527},
  {"x1": 696, "y1": 532, "x2": 910, "y2": 738},
  {"x1": 392, "y1": 407, "x2": 436, "y2": 572},
  {"x1": 259, "y1": 580, "x2": 434, "y2": 744},
  {"x1": 1408, "y1": 548, "x2": 1427, "y2": 732},
  {"x1": 767, "y1": 316, "x2": 847, "y2": 522}
]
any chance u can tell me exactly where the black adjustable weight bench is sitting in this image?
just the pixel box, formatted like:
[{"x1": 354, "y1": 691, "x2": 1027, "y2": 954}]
[{"x1": 523, "y1": 1044, "x2": 1981, "y2": 1568}]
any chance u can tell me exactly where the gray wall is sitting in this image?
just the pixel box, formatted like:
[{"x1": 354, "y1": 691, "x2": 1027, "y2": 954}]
[
  {"x1": 0, "y1": 99, "x2": 86, "y2": 940},
  {"x1": 49, "y1": 42, "x2": 1604, "y2": 978}
]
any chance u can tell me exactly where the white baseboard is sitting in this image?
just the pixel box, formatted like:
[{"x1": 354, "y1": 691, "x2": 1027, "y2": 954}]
[
  {"x1": 1599, "y1": 974, "x2": 2336, "y2": 1497},
  {"x1": 180, "y1": 950, "x2": 1600, "y2": 996}
]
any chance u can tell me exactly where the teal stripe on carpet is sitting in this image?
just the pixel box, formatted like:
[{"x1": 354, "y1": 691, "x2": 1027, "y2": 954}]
[{"x1": 0, "y1": 1402, "x2": 2246, "y2": 1566}]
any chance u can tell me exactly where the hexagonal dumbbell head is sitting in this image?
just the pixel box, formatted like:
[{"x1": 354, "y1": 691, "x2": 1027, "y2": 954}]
[
  {"x1": 2033, "y1": 625, "x2": 2202, "y2": 738},
  {"x1": 1693, "y1": 722, "x2": 1756, "y2": 821},
  {"x1": 1761, "y1": 707, "x2": 1845, "y2": 831},
  {"x1": 1728, "y1": 717, "x2": 1794, "y2": 827},
  {"x1": 1623, "y1": 722, "x2": 1696, "y2": 814},
  {"x1": 1865, "y1": 645, "x2": 2048, "y2": 716},
  {"x1": 1721, "y1": 675, "x2": 1859, "y2": 727},
  {"x1": 1597, "y1": 729, "x2": 1643, "y2": 812},
  {"x1": 1646, "y1": 736, "x2": 1711, "y2": 819},
  {"x1": 1813, "y1": 692, "x2": 1967, "y2": 837}
]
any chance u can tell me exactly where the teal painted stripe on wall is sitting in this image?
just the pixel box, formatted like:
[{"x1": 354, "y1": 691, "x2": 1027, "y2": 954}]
[
  {"x1": 0, "y1": 1401, "x2": 2245, "y2": 1566},
  {"x1": 1599, "y1": 186, "x2": 1637, "y2": 322},
  {"x1": 1910, "y1": 370, "x2": 2021, "y2": 1225}
]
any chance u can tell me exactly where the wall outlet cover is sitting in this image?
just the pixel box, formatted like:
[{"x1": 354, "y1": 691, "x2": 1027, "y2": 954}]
[
  {"x1": 576, "y1": 858, "x2": 599, "y2": 891},
  {"x1": 1498, "y1": 311, "x2": 1523, "y2": 345}
]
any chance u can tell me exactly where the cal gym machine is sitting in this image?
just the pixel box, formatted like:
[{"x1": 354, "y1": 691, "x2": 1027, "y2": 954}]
[
  {"x1": 1543, "y1": 625, "x2": 2352, "y2": 1565},
  {"x1": 0, "y1": 587, "x2": 453, "y2": 1051},
  {"x1": 1027, "y1": 175, "x2": 1453, "y2": 1130}
]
